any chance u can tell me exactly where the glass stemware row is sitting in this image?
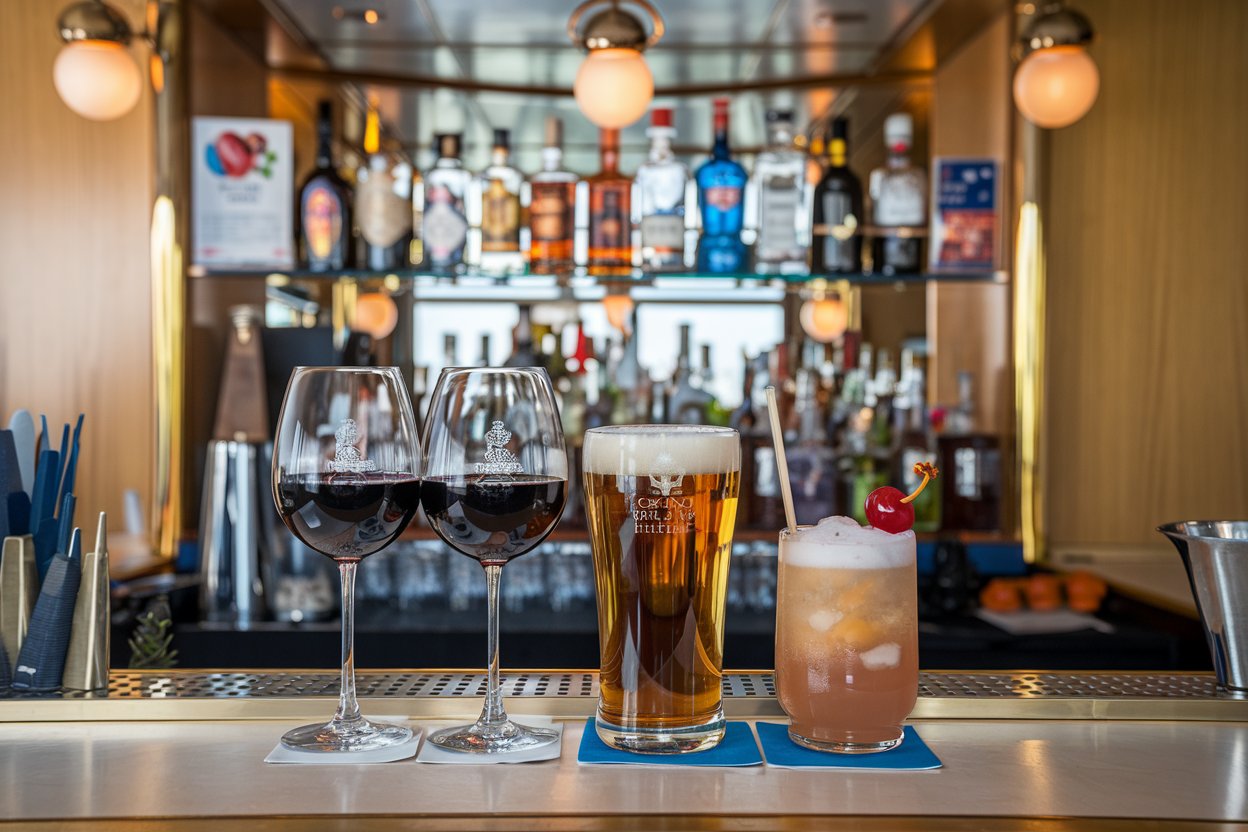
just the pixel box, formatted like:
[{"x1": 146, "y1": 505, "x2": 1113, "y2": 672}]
[{"x1": 271, "y1": 366, "x2": 568, "y2": 754}]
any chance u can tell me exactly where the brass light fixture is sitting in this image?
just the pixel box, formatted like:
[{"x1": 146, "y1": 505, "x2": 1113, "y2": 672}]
[
  {"x1": 53, "y1": 0, "x2": 169, "y2": 121},
  {"x1": 1013, "y1": 2, "x2": 1099, "y2": 129},
  {"x1": 567, "y1": 0, "x2": 665, "y2": 129}
]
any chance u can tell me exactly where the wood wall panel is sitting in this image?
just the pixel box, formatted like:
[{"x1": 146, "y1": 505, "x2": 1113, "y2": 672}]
[
  {"x1": 1046, "y1": 0, "x2": 1248, "y2": 545},
  {"x1": 0, "y1": 0, "x2": 154, "y2": 532},
  {"x1": 928, "y1": 11, "x2": 1012, "y2": 436}
]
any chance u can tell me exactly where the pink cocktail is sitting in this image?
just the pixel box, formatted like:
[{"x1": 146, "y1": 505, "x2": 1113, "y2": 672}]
[{"x1": 774, "y1": 517, "x2": 919, "y2": 753}]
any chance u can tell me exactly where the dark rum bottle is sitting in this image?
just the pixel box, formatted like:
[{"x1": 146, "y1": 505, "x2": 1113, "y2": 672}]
[
  {"x1": 811, "y1": 117, "x2": 864, "y2": 274},
  {"x1": 299, "y1": 100, "x2": 352, "y2": 271}
]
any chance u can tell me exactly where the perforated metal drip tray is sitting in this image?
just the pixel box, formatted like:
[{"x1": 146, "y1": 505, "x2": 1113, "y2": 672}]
[{"x1": 1, "y1": 671, "x2": 1244, "y2": 722}]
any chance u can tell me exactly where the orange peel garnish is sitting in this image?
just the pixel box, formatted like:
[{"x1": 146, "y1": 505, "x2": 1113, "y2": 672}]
[{"x1": 899, "y1": 461, "x2": 939, "y2": 504}]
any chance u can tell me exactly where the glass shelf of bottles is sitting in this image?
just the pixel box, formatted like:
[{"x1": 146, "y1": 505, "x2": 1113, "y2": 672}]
[{"x1": 191, "y1": 264, "x2": 1007, "y2": 301}]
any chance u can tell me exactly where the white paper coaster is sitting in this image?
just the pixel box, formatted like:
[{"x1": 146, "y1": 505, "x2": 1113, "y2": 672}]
[
  {"x1": 415, "y1": 716, "x2": 564, "y2": 765},
  {"x1": 264, "y1": 721, "x2": 422, "y2": 764}
]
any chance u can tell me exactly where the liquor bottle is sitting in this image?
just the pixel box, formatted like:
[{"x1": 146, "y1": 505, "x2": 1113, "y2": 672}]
[
  {"x1": 356, "y1": 101, "x2": 413, "y2": 271},
  {"x1": 667, "y1": 324, "x2": 714, "y2": 424},
  {"x1": 695, "y1": 101, "x2": 748, "y2": 274},
  {"x1": 442, "y1": 333, "x2": 458, "y2": 370},
  {"x1": 811, "y1": 117, "x2": 864, "y2": 274},
  {"x1": 869, "y1": 113, "x2": 927, "y2": 275},
  {"x1": 635, "y1": 108, "x2": 690, "y2": 271},
  {"x1": 298, "y1": 100, "x2": 352, "y2": 271},
  {"x1": 477, "y1": 333, "x2": 491, "y2": 367},
  {"x1": 895, "y1": 350, "x2": 941, "y2": 533},
  {"x1": 505, "y1": 305, "x2": 540, "y2": 368},
  {"x1": 743, "y1": 352, "x2": 787, "y2": 529},
  {"x1": 476, "y1": 129, "x2": 524, "y2": 274},
  {"x1": 587, "y1": 128, "x2": 633, "y2": 276},
  {"x1": 937, "y1": 371, "x2": 1002, "y2": 531},
  {"x1": 422, "y1": 133, "x2": 471, "y2": 270},
  {"x1": 528, "y1": 117, "x2": 577, "y2": 274},
  {"x1": 752, "y1": 110, "x2": 809, "y2": 275},
  {"x1": 699, "y1": 343, "x2": 732, "y2": 426},
  {"x1": 787, "y1": 367, "x2": 838, "y2": 525}
]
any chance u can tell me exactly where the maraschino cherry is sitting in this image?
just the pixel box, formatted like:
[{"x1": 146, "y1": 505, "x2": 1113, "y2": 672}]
[{"x1": 864, "y1": 462, "x2": 939, "y2": 534}]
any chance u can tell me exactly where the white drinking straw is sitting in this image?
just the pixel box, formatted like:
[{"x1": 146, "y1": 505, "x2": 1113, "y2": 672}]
[{"x1": 764, "y1": 385, "x2": 798, "y2": 535}]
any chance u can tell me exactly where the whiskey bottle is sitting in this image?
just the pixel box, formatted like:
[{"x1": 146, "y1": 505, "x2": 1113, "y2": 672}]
[
  {"x1": 476, "y1": 128, "x2": 524, "y2": 274},
  {"x1": 587, "y1": 128, "x2": 633, "y2": 276},
  {"x1": 528, "y1": 117, "x2": 577, "y2": 274},
  {"x1": 937, "y1": 371, "x2": 1002, "y2": 531}
]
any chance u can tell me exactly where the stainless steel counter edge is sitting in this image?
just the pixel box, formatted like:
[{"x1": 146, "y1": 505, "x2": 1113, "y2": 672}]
[{"x1": 2, "y1": 669, "x2": 1246, "y2": 722}]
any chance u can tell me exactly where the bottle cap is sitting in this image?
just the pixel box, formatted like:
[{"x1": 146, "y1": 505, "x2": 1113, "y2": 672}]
[
  {"x1": 492, "y1": 128, "x2": 510, "y2": 150},
  {"x1": 543, "y1": 116, "x2": 563, "y2": 148},
  {"x1": 317, "y1": 99, "x2": 333, "y2": 124},
  {"x1": 435, "y1": 133, "x2": 461, "y2": 158},
  {"x1": 600, "y1": 127, "x2": 620, "y2": 149},
  {"x1": 831, "y1": 117, "x2": 849, "y2": 141},
  {"x1": 766, "y1": 109, "x2": 795, "y2": 124},
  {"x1": 712, "y1": 98, "x2": 730, "y2": 115},
  {"x1": 884, "y1": 113, "x2": 913, "y2": 147},
  {"x1": 650, "y1": 107, "x2": 673, "y2": 128}
]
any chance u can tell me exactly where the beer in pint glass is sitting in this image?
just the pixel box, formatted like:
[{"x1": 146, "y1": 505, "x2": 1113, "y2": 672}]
[
  {"x1": 775, "y1": 517, "x2": 919, "y2": 753},
  {"x1": 582, "y1": 425, "x2": 740, "y2": 753}
]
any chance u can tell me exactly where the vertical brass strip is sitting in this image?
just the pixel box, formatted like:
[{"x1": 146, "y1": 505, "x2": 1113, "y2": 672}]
[
  {"x1": 1014, "y1": 116, "x2": 1047, "y2": 565},
  {"x1": 151, "y1": 0, "x2": 187, "y2": 558}
]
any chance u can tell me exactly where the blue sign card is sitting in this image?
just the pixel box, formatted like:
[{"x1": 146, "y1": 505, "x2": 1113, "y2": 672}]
[
  {"x1": 756, "y1": 723, "x2": 942, "y2": 770},
  {"x1": 577, "y1": 719, "x2": 763, "y2": 766},
  {"x1": 930, "y1": 158, "x2": 999, "y2": 270}
]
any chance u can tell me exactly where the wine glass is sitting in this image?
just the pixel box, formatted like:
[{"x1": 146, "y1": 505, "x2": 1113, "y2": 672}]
[
  {"x1": 272, "y1": 367, "x2": 423, "y2": 752},
  {"x1": 422, "y1": 367, "x2": 568, "y2": 753}
]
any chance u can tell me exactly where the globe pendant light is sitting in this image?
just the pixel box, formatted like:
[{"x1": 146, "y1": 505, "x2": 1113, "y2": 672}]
[
  {"x1": 53, "y1": 0, "x2": 145, "y2": 121},
  {"x1": 567, "y1": 0, "x2": 665, "y2": 129},
  {"x1": 1013, "y1": 2, "x2": 1099, "y2": 129}
]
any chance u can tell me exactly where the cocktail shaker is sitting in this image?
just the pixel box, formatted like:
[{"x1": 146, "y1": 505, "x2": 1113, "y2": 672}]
[{"x1": 198, "y1": 440, "x2": 268, "y2": 623}]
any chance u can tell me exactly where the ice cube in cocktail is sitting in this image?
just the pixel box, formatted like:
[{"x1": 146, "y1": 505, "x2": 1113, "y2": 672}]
[{"x1": 774, "y1": 516, "x2": 919, "y2": 753}]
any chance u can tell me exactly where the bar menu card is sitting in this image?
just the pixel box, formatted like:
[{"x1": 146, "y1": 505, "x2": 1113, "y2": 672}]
[
  {"x1": 929, "y1": 158, "x2": 998, "y2": 271},
  {"x1": 192, "y1": 117, "x2": 294, "y2": 269}
]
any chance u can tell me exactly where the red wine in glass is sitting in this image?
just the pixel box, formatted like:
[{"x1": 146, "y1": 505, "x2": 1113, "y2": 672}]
[
  {"x1": 275, "y1": 473, "x2": 422, "y2": 562},
  {"x1": 421, "y1": 474, "x2": 566, "y2": 565}
]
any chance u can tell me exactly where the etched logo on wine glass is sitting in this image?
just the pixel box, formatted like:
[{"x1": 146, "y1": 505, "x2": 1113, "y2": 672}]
[
  {"x1": 476, "y1": 420, "x2": 523, "y2": 475},
  {"x1": 328, "y1": 418, "x2": 376, "y2": 473}
]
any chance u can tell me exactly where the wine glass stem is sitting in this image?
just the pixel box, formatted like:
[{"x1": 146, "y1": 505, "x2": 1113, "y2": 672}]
[
  {"x1": 480, "y1": 563, "x2": 507, "y2": 727},
  {"x1": 335, "y1": 561, "x2": 363, "y2": 726}
]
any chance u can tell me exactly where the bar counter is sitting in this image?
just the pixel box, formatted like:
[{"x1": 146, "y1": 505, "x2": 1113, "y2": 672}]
[{"x1": 1, "y1": 670, "x2": 1246, "y2": 829}]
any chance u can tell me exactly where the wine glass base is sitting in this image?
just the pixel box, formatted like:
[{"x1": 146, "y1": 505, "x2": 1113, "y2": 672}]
[
  {"x1": 281, "y1": 718, "x2": 413, "y2": 753},
  {"x1": 429, "y1": 718, "x2": 559, "y2": 754}
]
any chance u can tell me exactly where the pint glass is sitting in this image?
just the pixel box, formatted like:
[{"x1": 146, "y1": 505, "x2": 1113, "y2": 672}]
[{"x1": 582, "y1": 425, "x2": 741, "y2": 753}]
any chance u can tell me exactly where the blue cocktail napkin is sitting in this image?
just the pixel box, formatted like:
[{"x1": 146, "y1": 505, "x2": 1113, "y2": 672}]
[
  {"x1": 577, "y1": 718, "x2": 763, "y2": 766},
  {"x1": 756, "y1": 723, "x2": 942, "y2": 770}
]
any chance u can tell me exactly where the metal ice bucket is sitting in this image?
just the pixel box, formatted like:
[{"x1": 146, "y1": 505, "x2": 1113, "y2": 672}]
[{"x1": 1159, "y1": 521, "x2": 1248, "y2": 694}]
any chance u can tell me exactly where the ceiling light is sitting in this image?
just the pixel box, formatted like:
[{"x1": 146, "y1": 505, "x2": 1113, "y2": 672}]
[
  {"x1": 1013, "y1": 2, "x2": 1099, "y2": 129},
  {"x1": 567, "y1": 0, "x2": 664, "y2": 129},
  {"x1": 53, "y1": 0, "x2": 144, "y2": 120}
]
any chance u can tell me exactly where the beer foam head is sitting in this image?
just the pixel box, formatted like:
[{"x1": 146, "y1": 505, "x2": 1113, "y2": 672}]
[
  {"x1": 782, "y1": 516, "x2": 915, "y2": 569},
  {"x1": 583, "y1": 425, "x2": 740, "y2": 475}
]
